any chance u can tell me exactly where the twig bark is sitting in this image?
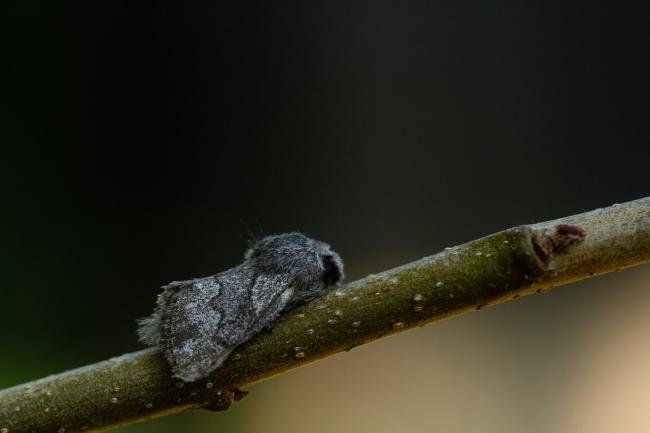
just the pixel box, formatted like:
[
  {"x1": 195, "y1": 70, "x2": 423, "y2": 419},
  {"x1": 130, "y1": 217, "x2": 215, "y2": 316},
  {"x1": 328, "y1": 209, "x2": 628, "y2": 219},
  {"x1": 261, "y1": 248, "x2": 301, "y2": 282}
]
[{"x1": 1, "y1": 197, "x2": 649, "y2": 433}]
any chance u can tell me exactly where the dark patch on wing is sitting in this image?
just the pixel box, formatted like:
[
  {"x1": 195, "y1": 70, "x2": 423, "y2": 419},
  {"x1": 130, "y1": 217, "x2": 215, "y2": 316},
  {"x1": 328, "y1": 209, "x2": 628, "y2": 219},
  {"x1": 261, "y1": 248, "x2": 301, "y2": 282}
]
[{"x1": 172, "y1": 322, "x2": 200, "y2": 345}]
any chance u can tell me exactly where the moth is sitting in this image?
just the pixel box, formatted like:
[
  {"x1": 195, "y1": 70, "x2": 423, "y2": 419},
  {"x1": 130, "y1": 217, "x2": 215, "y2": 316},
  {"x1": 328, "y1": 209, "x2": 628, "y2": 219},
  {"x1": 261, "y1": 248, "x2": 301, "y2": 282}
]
[{"x1": 138, "y1": 232, "x2": 344, "y2": 382}]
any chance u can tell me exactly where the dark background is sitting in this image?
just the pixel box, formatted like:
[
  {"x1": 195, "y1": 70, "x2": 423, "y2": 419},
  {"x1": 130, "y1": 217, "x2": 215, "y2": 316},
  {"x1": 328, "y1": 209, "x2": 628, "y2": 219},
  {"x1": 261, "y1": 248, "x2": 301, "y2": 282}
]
[{"x1": 1, "y1": 2, "x2": 648, "y2": 432}]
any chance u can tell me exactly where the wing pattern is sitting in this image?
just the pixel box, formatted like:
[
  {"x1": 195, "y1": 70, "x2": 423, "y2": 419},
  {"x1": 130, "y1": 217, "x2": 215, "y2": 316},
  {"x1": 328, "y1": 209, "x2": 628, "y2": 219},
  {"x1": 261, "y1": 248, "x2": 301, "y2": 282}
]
[{"x1": 160, "y1": 265, "x2": 294, "y2": 381}]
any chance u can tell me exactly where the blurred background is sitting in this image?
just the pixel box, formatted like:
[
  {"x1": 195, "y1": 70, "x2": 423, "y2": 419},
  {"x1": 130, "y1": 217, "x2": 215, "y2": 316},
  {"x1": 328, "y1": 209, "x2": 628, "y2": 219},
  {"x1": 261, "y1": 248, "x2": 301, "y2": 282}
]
[{"x1": 1, "y1": 2, "x2": 649, "y2": 432}]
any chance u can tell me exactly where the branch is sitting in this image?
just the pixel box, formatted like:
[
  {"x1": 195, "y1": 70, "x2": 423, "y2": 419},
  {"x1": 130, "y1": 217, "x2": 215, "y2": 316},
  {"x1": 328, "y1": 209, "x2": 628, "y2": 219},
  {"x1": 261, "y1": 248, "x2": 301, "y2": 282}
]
[{"x1": 1, "y1": 198, "x2": 649, "y2": 433}]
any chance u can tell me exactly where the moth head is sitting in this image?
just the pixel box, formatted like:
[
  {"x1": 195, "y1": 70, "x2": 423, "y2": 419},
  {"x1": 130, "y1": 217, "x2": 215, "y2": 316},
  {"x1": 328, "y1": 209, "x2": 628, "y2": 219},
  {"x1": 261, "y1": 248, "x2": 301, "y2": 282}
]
[
  {"x1": 315, "y1": 241, "x2": 344, "y2": 286},
  {"x1": 245, "y1": 232, "x2": 344, "y2": 286}
]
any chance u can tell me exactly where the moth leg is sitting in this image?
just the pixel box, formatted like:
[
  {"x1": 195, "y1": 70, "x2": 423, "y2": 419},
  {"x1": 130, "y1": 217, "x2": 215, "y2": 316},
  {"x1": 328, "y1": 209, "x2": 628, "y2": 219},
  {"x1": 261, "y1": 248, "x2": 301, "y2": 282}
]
[
  {"x1": 201, "y1": 388, "x2": 248, "y2": 412},
  {"x1": 261, "y1": 308, "x2": 287, "y2": 334},
  {"x1": 201, "y1": 389, "x2": 236, "y2": 412},
  {"x1": 233, "y1": 388, "x2": 249, "y2": 401}
]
